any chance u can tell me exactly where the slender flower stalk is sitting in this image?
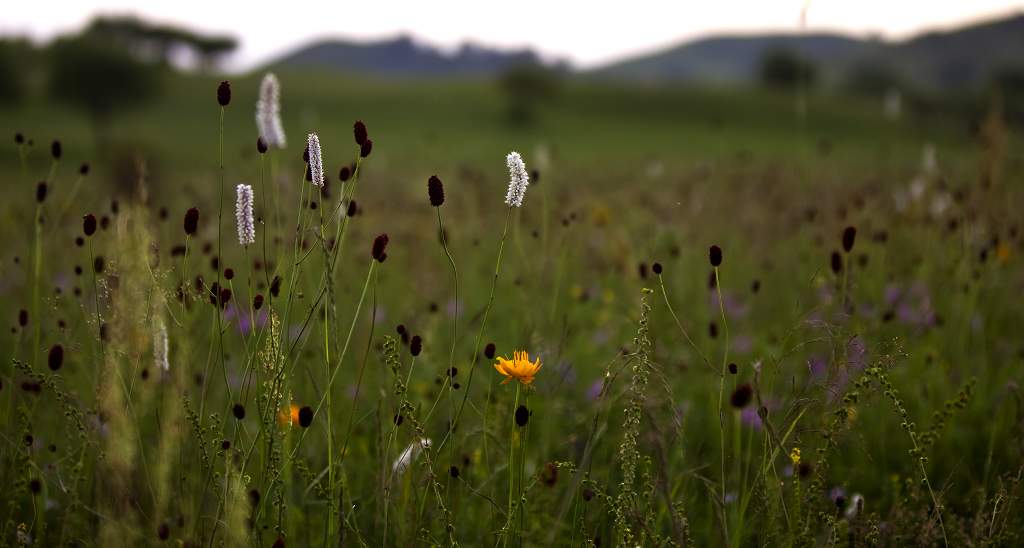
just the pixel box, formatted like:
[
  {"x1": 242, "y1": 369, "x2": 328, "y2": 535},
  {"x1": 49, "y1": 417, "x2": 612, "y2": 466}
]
[
  {"x1": 235, "y1": 184, "x2": 256, "y2": 246},
  {"x1": 307, "y1": 133, "x2": 324, "y2": 187},
  {"x1": 256, "y1": 73, "x2": 286, "y2": 149}
]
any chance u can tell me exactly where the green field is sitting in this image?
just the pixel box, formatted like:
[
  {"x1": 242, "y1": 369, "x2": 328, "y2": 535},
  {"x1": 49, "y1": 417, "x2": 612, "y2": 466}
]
[{"x1": 1, "y1": 72, "x2": 1022, "y2": 546}]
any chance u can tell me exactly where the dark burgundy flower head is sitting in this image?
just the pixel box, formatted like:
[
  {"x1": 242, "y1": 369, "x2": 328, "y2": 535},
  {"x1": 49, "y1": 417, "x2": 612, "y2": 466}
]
[
  {"x1": 427, "y1": 175, "x2": 445, "y2": 207},
  {"x1": 83, "y1": 214, "x2": 97, "y2": 237},
  {"x1": 256, "y1": 137, "x2": 268, "y2": 154},
  {"x1": 730, "y1": 383, "x2": 753, "y2": 408},
  {"x1": 48, "y1": 344, "x2": 64, "y2": 371},
  {"x1": 353, "y1": 120, "x2": 368, "y2": 146},
  {"x1": 36, "y1": 182, "x2": 47, "y2": 204},
  {"x1": 360, "y1": 139, "x2": 373, "y2": 158},
  {"x1": 50, "y1": 140, "x2": 62, "y2": 160},
  {"x1": 371, "y1": 233, "x2": 389, "y2": 263},
  {"x1": 338, "y1": 165, "x2": 351, "y2": 182},
  {"x1": 709, "y1": 245, "x2": 723, "y2": 267},
  {"x1": 842, "y1": 226, "x2": 857, "y2": 253},
  {"x1": 410, "y1": 334, "x2": 422, "y2": 356},
  {"x1": 217, "y1": 81, "x2": 231, "y2": 106},
  {"x1": 184, "y1": 207, "x2": 200, "y2": 236}
]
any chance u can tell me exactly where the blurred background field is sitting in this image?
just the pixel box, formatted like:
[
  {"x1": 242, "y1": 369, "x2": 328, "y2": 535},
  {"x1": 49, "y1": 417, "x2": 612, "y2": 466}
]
[{"x1": 1, "y1": 6, "x2": 1023, "y2": 547}]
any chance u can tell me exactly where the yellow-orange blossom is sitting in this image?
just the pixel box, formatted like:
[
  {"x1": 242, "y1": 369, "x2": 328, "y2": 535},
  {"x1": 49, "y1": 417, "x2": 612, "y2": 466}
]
[{"x1": 494, "y1": 350, "x2": 542, "y2": 385}]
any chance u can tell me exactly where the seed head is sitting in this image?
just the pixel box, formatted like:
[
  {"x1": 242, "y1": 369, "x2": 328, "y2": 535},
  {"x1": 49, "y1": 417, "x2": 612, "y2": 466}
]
[
  {"x1": 504, "y1": 151, "x2": 530, "y2": 207},
  {"x1": 428, "y1": 175, "x2": 445, "y2": 207},
  {"x1": 217, "y1": 80, "x2": 231, "y2": 106}
]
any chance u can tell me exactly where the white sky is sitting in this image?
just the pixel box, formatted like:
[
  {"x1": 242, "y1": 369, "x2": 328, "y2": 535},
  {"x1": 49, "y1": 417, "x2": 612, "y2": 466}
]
[{"x1": 2, "y1": 1, "x2": 1021, "y2": 70}]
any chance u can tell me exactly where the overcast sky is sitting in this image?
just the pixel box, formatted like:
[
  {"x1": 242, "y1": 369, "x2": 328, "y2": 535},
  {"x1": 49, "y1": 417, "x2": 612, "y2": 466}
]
[{"x1": 3, "y1": 1, "x2": 1021, "y2": 70}]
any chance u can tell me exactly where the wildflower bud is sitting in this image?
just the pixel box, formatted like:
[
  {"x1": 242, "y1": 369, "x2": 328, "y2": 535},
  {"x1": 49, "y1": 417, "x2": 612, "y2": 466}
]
[
  {"x1": 217, "y1": 81, "x2": 231, "y2": 106},
  {"x1": 372, "y1": 233, "x2": 389, "y2": 263},
  {"x1": 158, "y1": 523, "x2": 170, "y2": 540},
  {"x1": 232, "y1": 403, "x2": 245, "y2": 419},
  {"x1": 256, "y1": 137, "x2": 268, "y2": 154},
  {"x1": 347, "y1": 200, "x2": 358, "y2": 217},
  {"x1": 48, "y1": 344, "x2": 64, "y2": 371},
  {"x1": 36, "y1": 182, "x2": 47, "y2": 203},
  {"x1": 410, "y1": 335, "x2": 422, "y2": 356},
  {"x1": 19, "y1": 309, "x2": 29, "y2": 327},
  {"x1": 253, "y1": 294, "x2": 264, "y2": 310},
  {"x1": 15, "y1": 133, "x2": 24, "y2": 144},
  {"x1": 709, "y1": 245, "x2": 723, "y2": 267},
  {"x1": 830, "y1": 251, "x2": 843, "y2": 274},
  {"x1": 224, "y1": 268, "x2": 235, "y2": 280},
  {"x1": 50, "y1": 140, "x2": 62, "y2": 160},
  {"x1": 751, "y1": 280, "x2": 761, "y2": 293},
  {"x1": 428, "y1": 175, "x2": 445, "y2": 207},
  {"x1": 515, "y1": 404, "x2": 530, "y2": 427},
  {"x1": 184, "y1": 207, "x2": 200, "y2": 236},
  {"x1": 298, "y1": 406, "x2": 313, "y2": 427},
  {"x1": 221, "y1": 439, "x2": 231, "y2": 450},
  {"x1": 353, "y1": 120, "x2": 368, "y2": 146},
  {"x1": 484, "y1": 343, "x2": 496, "y2": 360},
  {"x1": 360, "y1": 139, "x2": 373, "y2": 158},
  {"x1": 270, "y1": 275, "x2": 282, "y2": 297},
  {"x1": 842, "y1": 226, "x2": 857, "y2": 253},
  {"x1": 83, "y1": 214, "x2": 97, "y2": 236},
  {"x1": 396, "y1": 324, "x2": 406, "y2": 335},
  {"x1": 302, "y1": 145, "x2": 309, "y2": 164},
  {"x1": 79, "y1": 163, "x2": 90, "y2": 176},
  {"x1": 652, "y1": 262, "x2": 663, "y2": 275},
  {"x1": 728, "y1": 363, "x2": 738, "y2": 375},
  {"x1": 273, "y1": 537, "x2": 286, "y2": 548},
  {"x1": 730, "y1": 383, "x2": 753, "y2": 409},
  {"x1": 248, "y1": 488, "x2": 261, "y2": 507},
  {"x1": 339, "y1": 166, "x2": 351, "y2": 181},
  {"x1": 449, "y1": 465, "x2": 460, "y2": 478}
]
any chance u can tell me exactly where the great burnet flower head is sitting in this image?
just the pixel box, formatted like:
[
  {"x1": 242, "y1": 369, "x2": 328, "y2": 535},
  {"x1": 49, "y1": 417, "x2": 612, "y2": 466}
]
[
  {"x1": 256, "y1": 73, "x2": 286, "y2": 148},
  {"x1": 307, "y1": 133, "x2": 324, "y2": 187},
  {"x1": 494, "y1": 350, "x2": 542, "y2": 385},
  {"x1": 235, "y1": 184, "x2": 255, "y2": 246},
  {"x1": 504, "y1": 151, "x2": 530, "y2": 207}
]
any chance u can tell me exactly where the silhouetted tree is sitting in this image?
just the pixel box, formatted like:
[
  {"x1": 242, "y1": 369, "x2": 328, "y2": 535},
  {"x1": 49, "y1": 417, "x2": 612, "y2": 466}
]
[
  {"x1": 498, "y1": 63, "x2": 562, "y2": 125},
  {"x1": 48, "y1": 35, "x2": 160, "y2": 147},
  {"x1": 758, "y1": 48, "x2": 817, "y2": 89}
]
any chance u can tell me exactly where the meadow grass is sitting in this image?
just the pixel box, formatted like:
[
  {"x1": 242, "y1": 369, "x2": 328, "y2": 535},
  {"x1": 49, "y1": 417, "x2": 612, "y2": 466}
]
[{"x1": 1, "y1": 71, "x2": 1022, "y2": 546}]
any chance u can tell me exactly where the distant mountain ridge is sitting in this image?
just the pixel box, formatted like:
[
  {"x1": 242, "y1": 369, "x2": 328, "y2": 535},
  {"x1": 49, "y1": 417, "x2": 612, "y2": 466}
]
[
  {"x1": 269, "y1": 35, "x2": 559, "y2": 77},
  {"x1": 590, "y1": 13, "x2": 1024, "y2": 90},
  {"x1": 269, "y1": 13, "x2": 1024, "y2": 89}
]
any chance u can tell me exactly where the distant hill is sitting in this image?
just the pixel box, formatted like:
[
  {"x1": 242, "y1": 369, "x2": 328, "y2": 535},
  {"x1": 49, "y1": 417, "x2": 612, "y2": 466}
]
[
  {"x1": 268, "y1": 35, "x2": 559, "y2": 77},
  {"x1": 589, "y1": 12, "x2": 1024, "y2": 90}
]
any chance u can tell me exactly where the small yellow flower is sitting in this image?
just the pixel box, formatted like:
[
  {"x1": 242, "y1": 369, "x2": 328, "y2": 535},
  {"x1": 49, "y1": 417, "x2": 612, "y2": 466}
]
[
  {"x1": 494, "y1": 350, "x2": 542, "y2": 385},
  {"x1": 789, "y1": 447, "x2": 801, "y2": 465}
]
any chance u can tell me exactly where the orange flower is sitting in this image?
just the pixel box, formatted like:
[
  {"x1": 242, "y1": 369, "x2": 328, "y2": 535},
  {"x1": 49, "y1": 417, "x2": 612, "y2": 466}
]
[
  {"x1": 278, "y1": 404, "x2": 300, "y2": 427},
  {"x1": 494, "y1": 350, "x2": 542, "y2": 385}
]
